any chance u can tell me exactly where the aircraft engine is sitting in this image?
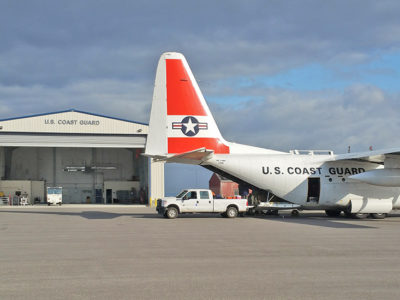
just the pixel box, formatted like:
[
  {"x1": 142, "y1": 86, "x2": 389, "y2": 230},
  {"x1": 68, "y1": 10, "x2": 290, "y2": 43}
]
[
  {"x1": 349, "y1": 169, "x2": 400, "y2": 187},
  {"x1": 349, "y1": 198, "x2": 392, "y2": 214}
]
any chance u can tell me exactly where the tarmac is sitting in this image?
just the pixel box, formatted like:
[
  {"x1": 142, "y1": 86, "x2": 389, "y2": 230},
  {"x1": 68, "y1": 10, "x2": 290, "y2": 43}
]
[{"x1": 1, "y1": 205, "x2": 400, "y2": 299}]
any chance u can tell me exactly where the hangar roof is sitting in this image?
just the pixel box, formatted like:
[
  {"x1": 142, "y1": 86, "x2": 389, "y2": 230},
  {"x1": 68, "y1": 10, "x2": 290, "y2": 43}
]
[
  {"x1": 0, "y1": 109, "x2": 148, "y2": 135},
  {"x1": 0, "y1": 110, "x2": 148, "y2": 148}
]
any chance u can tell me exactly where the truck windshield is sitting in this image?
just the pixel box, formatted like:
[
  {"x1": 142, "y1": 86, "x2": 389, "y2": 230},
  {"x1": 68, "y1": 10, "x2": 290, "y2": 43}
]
[
  {"x1": 176, "y1": 190, "x2": 188, "y2": 198},
  {"x1": 47, "y1": 188, "x2": 62, "y2": 195}
]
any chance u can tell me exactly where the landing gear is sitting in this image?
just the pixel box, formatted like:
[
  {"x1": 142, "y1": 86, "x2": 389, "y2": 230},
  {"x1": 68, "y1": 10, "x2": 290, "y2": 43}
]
[
  {"x1": 370, "y1": 213, "x2": 387, "y2": 219},
  {"x1": 351, "y1": 213, "x2": 368, "y2": 219},
  {"x1": 325, "y1": 209, "x2": 341, "y2": 217}
]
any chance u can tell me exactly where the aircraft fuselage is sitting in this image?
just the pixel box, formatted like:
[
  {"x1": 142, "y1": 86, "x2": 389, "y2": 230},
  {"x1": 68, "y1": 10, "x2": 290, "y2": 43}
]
[{"x1": 204, "y1": 154, "x2": 400, "y2": 210}]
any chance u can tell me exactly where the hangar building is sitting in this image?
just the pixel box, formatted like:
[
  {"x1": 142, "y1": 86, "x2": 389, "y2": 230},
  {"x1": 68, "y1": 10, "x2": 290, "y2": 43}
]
[{"x1": 0, "y1": 109, "x2": 164, "y2": 205}]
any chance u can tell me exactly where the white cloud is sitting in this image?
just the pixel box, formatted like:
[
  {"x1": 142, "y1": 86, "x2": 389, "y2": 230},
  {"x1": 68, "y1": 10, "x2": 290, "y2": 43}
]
[
  {"x1": 0, "y1": 79, "x2": 152, "y2": 123},
  {"x1": 209, "y1": 85, "x2": 400, "y2": 153}
]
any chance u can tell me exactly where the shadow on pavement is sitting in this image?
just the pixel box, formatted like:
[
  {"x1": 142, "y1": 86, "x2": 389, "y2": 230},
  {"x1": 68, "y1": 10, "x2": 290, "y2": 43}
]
[
  {"x1": 250, "y1": 212, "x2": 378, "y2": 229},
  {"x1": 1, "y1": 209, "x2": 391, "y2": 228},
  {"x1": 0, "y1": 210, "x2": 160, "y2": 220}
]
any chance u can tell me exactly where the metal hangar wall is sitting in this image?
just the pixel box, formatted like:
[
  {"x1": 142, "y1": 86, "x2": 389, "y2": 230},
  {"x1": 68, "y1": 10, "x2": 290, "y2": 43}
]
[{"x1": 0, "y1": 109, "x2": 164, "y2": 205}]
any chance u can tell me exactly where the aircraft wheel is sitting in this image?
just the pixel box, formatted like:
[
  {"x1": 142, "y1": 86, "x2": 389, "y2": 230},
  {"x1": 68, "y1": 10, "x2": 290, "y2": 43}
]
[
  {"x1": 166, "y1": 207, "x2": 178, "y2": 219},
  {"x1": 246, "y1": 208, "x2": 255, "y2": 215},
  {"x1": 291, "y1": 210, "x2": 299, "y2": 217},
  {"x1": 343, "y1": 211, "x2": 352, "y2": 218},
  {"x1": 325, "y1": 210, "x2": 341, "y2": 217},
  {"x1": 226, "y1": 206, "x2": 238, "y2": 218},
  {"x1": 370, "y1": 213, "x2": 387, "y2": 219},
  {"x1": 352, "y1": 213, "x2": 368, "y2": 219}
]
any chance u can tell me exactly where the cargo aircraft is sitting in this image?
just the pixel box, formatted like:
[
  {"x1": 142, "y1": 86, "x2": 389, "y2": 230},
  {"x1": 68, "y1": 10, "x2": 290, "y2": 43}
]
[{"x1": 145, "y1": 52, "x2": 400, "y2": 219}]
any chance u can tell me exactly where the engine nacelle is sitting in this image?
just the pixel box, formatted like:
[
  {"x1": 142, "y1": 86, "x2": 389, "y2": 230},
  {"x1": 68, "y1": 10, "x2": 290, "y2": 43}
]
[
  {"x1": 349, "y1": 198, "x2": 392, "y2": 214},
  {"x1": 349, "y1": 169, "x2": 400, "y2": 187}
]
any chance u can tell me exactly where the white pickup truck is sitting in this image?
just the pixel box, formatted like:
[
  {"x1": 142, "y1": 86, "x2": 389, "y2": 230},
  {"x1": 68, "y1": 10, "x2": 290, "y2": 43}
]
[{"x1": 156, "y1": 189, "x2": 250, "y2": 219}]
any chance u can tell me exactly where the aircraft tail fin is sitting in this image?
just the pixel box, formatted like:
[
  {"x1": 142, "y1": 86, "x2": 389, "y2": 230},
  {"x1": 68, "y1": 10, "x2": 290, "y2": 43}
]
[{"x1": 145, "y1": 52, "x2": 230, "y2": 158}]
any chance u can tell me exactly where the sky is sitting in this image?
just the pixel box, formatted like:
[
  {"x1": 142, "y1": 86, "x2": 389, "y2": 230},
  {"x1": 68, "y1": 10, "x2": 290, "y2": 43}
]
[{"x1": 1, "y1": 0, "x2": 400, "y2": 195}]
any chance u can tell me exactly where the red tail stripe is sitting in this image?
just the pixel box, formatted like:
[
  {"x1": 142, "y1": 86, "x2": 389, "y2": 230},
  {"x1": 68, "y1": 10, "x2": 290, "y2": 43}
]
[
  {"x1": 168, "y1": 137, "x2": 230, "y2": 154},
  {"x1": 166, "y1": 59, "x2": 207, "y2": 116}
]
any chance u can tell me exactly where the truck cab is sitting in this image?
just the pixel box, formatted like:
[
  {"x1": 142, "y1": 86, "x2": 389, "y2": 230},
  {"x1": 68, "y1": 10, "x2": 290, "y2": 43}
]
[{"x1": 178, "y1": 189, "x2": 214, "y2": 212}]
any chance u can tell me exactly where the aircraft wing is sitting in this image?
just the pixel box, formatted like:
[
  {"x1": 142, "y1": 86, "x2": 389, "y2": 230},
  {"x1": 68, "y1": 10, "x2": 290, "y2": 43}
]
[
  {"x1": 327, "y1": 148, "x2": 400, "y2": 164},
  {"x1": 143, "y1": 147, "x2": 214, "y2": 164}
]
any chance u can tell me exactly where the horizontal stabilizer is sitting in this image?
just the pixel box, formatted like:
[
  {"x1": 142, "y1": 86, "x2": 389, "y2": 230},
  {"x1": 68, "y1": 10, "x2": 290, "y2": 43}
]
[{"x1": 144, "y1": 147, "x2": 214, "y2": 164}]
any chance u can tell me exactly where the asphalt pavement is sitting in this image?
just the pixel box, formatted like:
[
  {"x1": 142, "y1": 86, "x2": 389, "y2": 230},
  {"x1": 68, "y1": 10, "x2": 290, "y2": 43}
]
[{"x1": 1, "y1": 205, "x2": 400, "y2": 299}]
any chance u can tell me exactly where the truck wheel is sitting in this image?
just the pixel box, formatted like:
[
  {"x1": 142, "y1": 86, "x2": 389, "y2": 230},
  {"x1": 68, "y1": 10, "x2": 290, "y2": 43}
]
[
  {"x1": 226, "y1": 206, "x2": 238, "y2": 218},
  {"x1": 370, "y1": 213, "x2": 387, "y2": 219},
  {"x1": 166, "y1": 207, "x2": 178, "y2": 219}
]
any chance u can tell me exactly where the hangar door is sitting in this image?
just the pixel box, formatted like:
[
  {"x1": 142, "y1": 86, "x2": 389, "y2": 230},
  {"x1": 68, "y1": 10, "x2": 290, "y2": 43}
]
[{"x1": 1, "y1": 146, "x2": 149, "y2": 204}]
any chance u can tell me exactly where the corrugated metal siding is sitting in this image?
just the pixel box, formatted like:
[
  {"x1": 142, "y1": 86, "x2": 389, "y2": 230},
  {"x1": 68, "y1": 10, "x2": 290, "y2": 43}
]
[
  {"x1": 0, "y1": 134, "x2": 146, "y2": 148},
  {"x1": 149, "y1": 159, "x2": 165, "y2": 206}
]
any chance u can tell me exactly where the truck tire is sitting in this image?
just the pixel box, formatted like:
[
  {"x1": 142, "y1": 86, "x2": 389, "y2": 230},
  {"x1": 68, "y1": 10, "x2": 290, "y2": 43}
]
[
  {"x1": 226, "y1": 206, "x2": 238, "y2": 218},
  {"x1": 166, "y1": 207, "x2": 178, "y2": 219}
]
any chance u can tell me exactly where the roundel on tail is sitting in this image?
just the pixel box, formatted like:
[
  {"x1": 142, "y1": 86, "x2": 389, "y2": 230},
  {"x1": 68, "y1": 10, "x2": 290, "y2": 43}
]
[{"x1": 172, "y1": 116, "x2": 208, "y2": 137}]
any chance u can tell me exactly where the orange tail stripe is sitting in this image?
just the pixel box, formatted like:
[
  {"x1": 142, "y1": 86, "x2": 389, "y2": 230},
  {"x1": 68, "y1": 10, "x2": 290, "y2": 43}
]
[
  {"x1": 166, "y1": 59, "x2": 207, "y2": 116},
  {"x1": 168, "y1": 137, "x2": 230, "y2": 154}
]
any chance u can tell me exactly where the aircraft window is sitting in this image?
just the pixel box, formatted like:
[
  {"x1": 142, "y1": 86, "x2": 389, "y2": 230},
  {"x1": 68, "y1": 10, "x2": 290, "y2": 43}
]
[{"x1": 200, "y1": 191, "x2": 209, "y2": 199}]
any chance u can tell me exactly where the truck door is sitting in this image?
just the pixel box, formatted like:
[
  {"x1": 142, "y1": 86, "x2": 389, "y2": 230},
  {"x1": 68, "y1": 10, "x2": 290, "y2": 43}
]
[
  {"x1": 196, "y1": 191, "x2": 214, "y2": 212},
  {"x1": 181, "y1": 191, "x2": 198, "y2": 212}
]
